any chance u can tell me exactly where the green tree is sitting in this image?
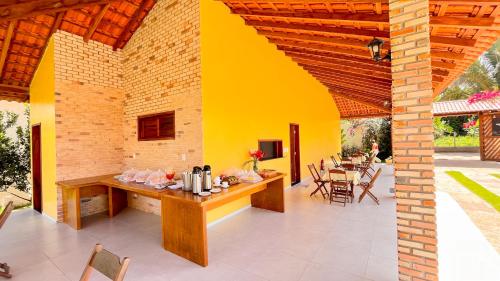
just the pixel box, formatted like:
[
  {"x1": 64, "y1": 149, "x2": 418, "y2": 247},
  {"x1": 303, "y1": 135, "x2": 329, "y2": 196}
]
[
  {"x1": 0, "y1": 108, "x2": 30, "y2": 192},
  {"x1": 377, "y1": 118, "x2": 392, "y2": 161}
]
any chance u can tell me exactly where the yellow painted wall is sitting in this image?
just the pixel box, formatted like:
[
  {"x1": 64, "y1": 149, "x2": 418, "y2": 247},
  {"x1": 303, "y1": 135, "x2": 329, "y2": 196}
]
[
  {"x1": 29, "y1": 37, "x2": 57, "y2": 219},
  {"x1": 201, "y1": 1, "x2": 341, "y2": 222}
]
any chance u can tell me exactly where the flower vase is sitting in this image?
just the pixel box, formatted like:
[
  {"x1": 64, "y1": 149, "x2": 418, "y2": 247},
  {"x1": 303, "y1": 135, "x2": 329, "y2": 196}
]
[{"x1": 252, "y1": 160, "x2": 258, "y2": 173}]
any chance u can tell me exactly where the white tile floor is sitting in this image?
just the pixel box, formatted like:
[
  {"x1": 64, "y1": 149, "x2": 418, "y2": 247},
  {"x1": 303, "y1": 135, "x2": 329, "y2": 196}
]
[{"x1": 0, "y1": 166, "x2": 398, "y2": 281}]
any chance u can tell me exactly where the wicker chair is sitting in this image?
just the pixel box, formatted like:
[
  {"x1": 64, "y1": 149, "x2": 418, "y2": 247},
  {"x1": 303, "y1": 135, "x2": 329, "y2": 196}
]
[{"x1": 80, "y1": 244, "x2": 130, "y2": 281}]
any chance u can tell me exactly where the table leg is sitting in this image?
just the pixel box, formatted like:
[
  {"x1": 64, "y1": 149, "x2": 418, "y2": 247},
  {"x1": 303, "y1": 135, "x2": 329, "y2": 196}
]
[
  {"x1": 251, "y1": 177, "x2": 285, "y2": 212},
  {"x1": 108, "y1": 187, "x2": 128, "y2": 217},
  {"x1": 62, "y1": 188, "x2": 81, "y2": 230},
  {"x1": 161, "y1": 196, "x2": 208, "y2": 267}
]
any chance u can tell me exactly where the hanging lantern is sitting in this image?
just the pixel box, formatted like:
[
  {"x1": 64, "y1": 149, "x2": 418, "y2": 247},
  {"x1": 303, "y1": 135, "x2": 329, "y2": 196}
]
[{"x1": 368, "y1": 38, "x2": 391, "y2": 62}]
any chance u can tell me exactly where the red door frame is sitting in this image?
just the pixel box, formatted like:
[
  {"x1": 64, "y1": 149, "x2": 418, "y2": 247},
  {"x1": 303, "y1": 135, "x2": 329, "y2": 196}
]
[
  {"x1": 290, "y1": 123, "x2": 301, "y2": 185},
  {"x1": 31, "y1": 124, "x2": 42, "y2": 213}
]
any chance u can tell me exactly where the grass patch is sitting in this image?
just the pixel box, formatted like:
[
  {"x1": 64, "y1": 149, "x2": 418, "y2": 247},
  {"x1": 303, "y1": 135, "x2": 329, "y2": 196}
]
[
  {"x1": 435, "y1": 135, "x2": 479, "y2": 147},
  {"x1": 446, "y1": 171, "x2": 500, "y2": 212},
  {"x1": 492, "y1": 174, "x2": 500, "y2": 180}
]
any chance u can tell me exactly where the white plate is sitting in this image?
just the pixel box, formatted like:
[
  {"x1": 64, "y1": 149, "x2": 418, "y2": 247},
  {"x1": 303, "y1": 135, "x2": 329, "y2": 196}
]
[
  {"x1": 198, "y1": 191, "x2": 211, "y2": 197},
  {"x1": 211, "y1": 188, "x2": 222, "y2": 193}
]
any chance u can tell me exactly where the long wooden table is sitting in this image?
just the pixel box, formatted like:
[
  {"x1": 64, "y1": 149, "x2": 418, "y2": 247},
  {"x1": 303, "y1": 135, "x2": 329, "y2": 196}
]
[{"x1": 57, "y1": 173, "x2": 285, "y2": 266}]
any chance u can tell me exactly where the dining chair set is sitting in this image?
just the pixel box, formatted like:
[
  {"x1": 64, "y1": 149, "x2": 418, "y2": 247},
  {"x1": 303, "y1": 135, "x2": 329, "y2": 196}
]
[{"x1": 308, "y1": 152, "x2": 382, "y2": 207}]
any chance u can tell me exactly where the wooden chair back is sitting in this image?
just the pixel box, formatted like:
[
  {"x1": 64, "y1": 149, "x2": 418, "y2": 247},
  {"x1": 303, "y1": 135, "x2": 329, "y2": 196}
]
[
  {"x1": 80, "y1": 244, "x2": 130, "y2": 281},
  {"x1": 307, "y1": 164, "x2": 321, "y2": 182},
  {"x1": 330, "y1": 155, "x2": 340, "y2": 168},
  {"x1": 341, "y1": 163, "x2": 356, "y2": 171},
  {"x1": 0, "y1": 201, "x2": 14, "y2": 229},
  {"x1": 328, "y1": 169, "x2": 348, "y2": 187},
  {"x1": 367, "y1": 168, "x2": 382, "y2": 189},
  {"x1": 358, "y1": 168, "x2": 383, "y2": 204}
]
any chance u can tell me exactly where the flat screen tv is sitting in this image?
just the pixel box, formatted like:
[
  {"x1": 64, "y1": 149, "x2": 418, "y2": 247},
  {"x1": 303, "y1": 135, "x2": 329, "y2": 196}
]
[{"x1": 258, "y1": 140, "x2": 283, "y2": 161}]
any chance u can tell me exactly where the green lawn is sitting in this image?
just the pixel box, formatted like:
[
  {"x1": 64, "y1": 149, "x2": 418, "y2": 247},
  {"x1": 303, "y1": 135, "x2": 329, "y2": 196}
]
[
  {"x1": 492, "y1": 174, "x2": 500, "y2": 180},
  {"x1": 446, "y1": 171, "x2": 500, "y2": 212},
  {"x1": 435, "y1": 135, "x2": 479, "y2": 147}
]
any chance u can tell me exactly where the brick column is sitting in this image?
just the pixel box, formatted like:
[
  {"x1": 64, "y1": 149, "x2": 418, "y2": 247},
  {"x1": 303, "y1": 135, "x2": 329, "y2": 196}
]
[{"x1": 389, "y1": 0, "x2": 438, "y2": 280}]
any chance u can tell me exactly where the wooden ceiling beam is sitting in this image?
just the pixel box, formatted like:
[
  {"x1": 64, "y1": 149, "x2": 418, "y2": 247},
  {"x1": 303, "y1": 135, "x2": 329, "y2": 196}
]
[
  {"x1": 278, "y1": 46, "x2": 391, "y2": 68},
  {"x1": 293, "y1": 58, "x2": 392, "y2": 79},
  {"x1": 224, "y1": 0, "x2": 500, "y2": 5},
  {"x1": 233, "y1": 9, "x2": 499, "y2": 29},
  {"x1": 313, "y1": 74, "x2": 391, "y2": 91},
  {"x1": 330, "y1": 91, "x2": 391, "y2": 114},
  {"x1": 323, "y1": 83, "x2": 389, "y2": 99},
  {"x1": 430, "y1": 16, "x2": 499, "y2": 30},
  {"x1": 233, "y1": 9, "x2": 389, "y2": 25},
  {"x1": 0, "y1": 0, "x2": 115, "y2": 21},
  {"x1": 0, "y1": 20, "x2": 17, "y2": 77},
  {"x1": 301, "y1": 65, "x2": 392, "y2": 84},
  {"x1": 431, "y1": 50, "x2": 466, "y2": 60},
  {"x1": 246, "y1": 20, "x2": 390, "y2": 39},
  {"x1": 259, "y1": 29, "x2": 390, "y2": 50},
  {"x1": 430, "y1": 36, "x2": 477, "y2": 48},
  {"x1": 322, "y1": 81, "x2": 389, "y2": 98},
  {"x1": 328, "y1": 86, "x2": 391, "y2": 104},
  {"x1": 432, "y1": 60, "x2": 456, "y2": 70},
  {"x1": 250, "y1": 20, "x2": 479, "y2": 49},
  {"x1": 287, "y1": 52, "x2": 391, "y2": 74},
  {"x1": 83, "y1": 3, "x2": 111, "y2": 42},
  {"x1": 113, "y1": 0, "x2": 150, "y2": 50},
  {"x1": 0, "y1": 83, "x2": 29, "y2": 94},
  {"x1": 270, "y1": 38, "x2": 372, "y2": 59},
  {"x1": 310, "y1": 73, "x2": 392, "y2": 91}
]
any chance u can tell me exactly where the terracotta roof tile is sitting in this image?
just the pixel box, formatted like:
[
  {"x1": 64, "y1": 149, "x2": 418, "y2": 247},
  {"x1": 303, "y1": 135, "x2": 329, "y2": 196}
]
[{"x1": 433, "y1": 99, "x2": 500, "y2": 116}]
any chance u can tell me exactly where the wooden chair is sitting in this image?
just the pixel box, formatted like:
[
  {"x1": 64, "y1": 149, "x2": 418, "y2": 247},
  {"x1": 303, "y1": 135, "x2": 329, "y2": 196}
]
[
  {"x1": 330, "y1": 155, "x2": 341, "y2": 168},
  {"x1": 80, "y1": 244, "x2": 130, "y2": 281},
  {"x1": 359, "y1": 153, "x2": 376, "y2": 179},
  {"x1": 358, "y1": 168, "x2": 382, "y2": 205},
  {"x1": 328, "y1": 169, "x2": 352, "y2": 206},
  {"x1": 308, "y1": 164, "x2": 329, "y2": 199},
  {"x1": 337, "y1": 152, "x2": 343, "y2": 160},
  {"x1": 0, "y1": 201, "x2": 14, "y2": 279}
]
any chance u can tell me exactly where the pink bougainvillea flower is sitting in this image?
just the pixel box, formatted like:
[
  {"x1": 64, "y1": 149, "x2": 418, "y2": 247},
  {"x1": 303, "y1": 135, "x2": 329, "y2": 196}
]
[{"x1": 467, "y1": 90, "x2": 500, "y2": 104}]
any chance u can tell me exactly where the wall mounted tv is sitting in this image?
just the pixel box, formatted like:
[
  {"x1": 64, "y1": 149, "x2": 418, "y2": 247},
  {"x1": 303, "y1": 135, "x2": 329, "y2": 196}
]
[{"x1": 258, "y1": 140, "x2": 283, "y2": 161}]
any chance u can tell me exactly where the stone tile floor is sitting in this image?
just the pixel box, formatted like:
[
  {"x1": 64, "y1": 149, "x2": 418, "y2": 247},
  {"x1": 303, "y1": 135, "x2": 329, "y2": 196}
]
[
  {"x1": 1, "y1": 161, "x2": 499, "y2": 280},
  {"x1": 0, "y1": 165, "x2": 397, "y2": 281}
]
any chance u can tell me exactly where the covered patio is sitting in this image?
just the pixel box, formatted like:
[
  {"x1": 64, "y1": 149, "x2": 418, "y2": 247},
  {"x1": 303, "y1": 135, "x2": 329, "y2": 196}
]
[{"x1": 1, "y1": 0, "x2": 500, "y2": 281}]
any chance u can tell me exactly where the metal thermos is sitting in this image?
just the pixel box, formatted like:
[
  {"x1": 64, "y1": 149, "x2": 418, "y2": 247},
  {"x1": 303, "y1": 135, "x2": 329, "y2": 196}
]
[
  {"x1": 192, "y1": 166, "x2": 202, "y2": 194},
  {"x1": 202, "y1": 165, "x2": 212, "y2": 191},
  {"x1": 181, "y1": 171, "x2": 193, "y2": 191}
]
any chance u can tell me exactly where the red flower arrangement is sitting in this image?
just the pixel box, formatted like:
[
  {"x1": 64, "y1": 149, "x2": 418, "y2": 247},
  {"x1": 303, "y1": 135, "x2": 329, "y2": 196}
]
[
  {"x1": 245, "y1": 149, "x2": 265, "y2": 172},
  {"x1": 249, "y1": 149, "x2": 265, "y2": 160},
  {"x1": 467, "y1": 90, "x2": 500, "y2": 104}
]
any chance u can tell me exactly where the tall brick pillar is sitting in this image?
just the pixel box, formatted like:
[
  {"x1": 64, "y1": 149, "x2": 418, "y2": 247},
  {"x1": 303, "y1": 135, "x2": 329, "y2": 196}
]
[{"x1": 389, "y1": 0, "x2": 438, "y2": 280}]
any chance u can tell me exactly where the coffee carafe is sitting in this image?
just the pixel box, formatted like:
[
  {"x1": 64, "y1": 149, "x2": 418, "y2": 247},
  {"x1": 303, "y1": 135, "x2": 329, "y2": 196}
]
[
  {"x1": 192, "y1": 166, "x2": 202, "y2": 194},
  {"x1": 202, "y1": 165, "x2": 212, "y2": 191},
  {"x1": 181, "y1": 171, "x2": 193, "y2": 191}
]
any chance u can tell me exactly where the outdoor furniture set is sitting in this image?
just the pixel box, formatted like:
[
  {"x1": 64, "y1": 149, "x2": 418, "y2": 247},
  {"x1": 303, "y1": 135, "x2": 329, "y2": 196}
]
[{"x1": 308, "y1": 152, "x2": 381, "y2": 206}]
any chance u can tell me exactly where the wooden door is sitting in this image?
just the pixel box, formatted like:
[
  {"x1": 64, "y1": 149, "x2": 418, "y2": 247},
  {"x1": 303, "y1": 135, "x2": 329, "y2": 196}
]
[
  {"x1": 32, "y1": 124, "x2": 42, "y2": 213},
  {"x1": 290, "y1": 124, "x2": 301, "y2": 185}
]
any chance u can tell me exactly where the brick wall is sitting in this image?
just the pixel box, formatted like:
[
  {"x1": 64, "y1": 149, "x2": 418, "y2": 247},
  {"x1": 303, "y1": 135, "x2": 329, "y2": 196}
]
[
  {"x1": 54, "y1": 31, "x2": 125, "y2": 220},
  {"x1": 120, "y1": 0, "x2": 202, "y2": 213},
  {"x1": 389, "y1": 0, "x2": 439, "y2": 280}
]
